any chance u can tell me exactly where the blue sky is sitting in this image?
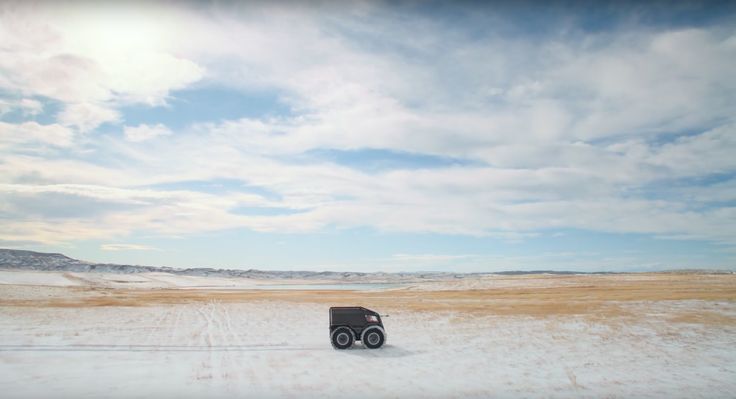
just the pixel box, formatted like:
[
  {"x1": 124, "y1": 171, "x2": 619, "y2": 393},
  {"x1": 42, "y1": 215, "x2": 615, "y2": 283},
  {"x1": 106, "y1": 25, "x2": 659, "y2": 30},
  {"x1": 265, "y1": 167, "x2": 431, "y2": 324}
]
[{"x1": 0, "y1": 1, "x2": 735, "y2": 272}]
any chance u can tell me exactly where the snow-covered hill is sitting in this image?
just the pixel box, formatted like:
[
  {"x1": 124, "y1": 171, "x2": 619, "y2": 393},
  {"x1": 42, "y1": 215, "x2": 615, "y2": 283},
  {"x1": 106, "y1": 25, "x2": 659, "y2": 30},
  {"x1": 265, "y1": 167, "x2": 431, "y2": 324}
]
[
  {"x1": 0, "y1": 249, "x2": 463, "y2": 280},
  {"x1": 3, "y1": 249, "x2": 730, "y2": 281}
]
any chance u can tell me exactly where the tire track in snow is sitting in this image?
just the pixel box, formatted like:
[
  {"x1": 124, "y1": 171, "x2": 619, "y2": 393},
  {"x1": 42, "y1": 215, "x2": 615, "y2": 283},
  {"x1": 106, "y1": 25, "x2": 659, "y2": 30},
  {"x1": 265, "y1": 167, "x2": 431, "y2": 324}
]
[
  {"x1": 194, "y1": 301, "x2": 229, "y2": 384},
  {"x1": 143, "y1": 306, "x2": 172, "y2": 346},
  {"x1": 209, "y1": 301, "x2": 238, "y2": 386},
  {"x1": 219, "y1": 303, "x2": 257, "y2": 392},
  {"x1": 168, "y1": 305, "x2": 183, "y2": 347},
  {"x1": 219, "y1": 302, "x2": 240, "y2": 346},
  {"x1": 224, "y1": 303, "x2": 263, "y2": 391},
  {"x1": 195, "y1": 304, "x2": 213, "y2": 347},
  {"x1": 189, "y1": 303, "x2": 216, "y2": 382}
]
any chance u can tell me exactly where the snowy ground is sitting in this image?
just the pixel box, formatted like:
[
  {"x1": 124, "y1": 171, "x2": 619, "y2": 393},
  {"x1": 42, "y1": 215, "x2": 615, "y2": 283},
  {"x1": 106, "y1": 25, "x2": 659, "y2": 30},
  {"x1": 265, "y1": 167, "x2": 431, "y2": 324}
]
[
  {"x1": 0, "y1": 270, "x2": 333, "y2": 289},
  {"x1": 1, "y1": 273, "x2": 736, "y2": 398}
]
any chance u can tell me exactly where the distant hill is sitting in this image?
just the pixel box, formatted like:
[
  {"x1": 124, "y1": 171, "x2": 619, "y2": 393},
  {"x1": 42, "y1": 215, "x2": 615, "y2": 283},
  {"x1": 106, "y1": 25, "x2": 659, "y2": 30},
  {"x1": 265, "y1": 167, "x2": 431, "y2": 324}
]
[
  {"x1": 4, "y1": 248, "x2": 727, "y2": 279},
  {"x1": 0, "y1": 248, "x2": 463, "y2": 280}
]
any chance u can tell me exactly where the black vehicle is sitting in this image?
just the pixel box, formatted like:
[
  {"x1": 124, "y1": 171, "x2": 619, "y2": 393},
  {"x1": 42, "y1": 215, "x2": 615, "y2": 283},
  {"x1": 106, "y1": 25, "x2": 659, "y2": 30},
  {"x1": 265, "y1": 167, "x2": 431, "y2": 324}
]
[{"x1": 329, "y1": 306, "x2": 386, "y2": 349}]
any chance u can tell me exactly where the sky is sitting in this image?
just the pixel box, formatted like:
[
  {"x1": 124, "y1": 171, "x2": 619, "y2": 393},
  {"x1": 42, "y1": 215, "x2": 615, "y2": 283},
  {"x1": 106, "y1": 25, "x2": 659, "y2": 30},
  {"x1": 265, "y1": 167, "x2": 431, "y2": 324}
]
[{"x1": 1, "y1": 0, "x2": 735, "y2": 272}]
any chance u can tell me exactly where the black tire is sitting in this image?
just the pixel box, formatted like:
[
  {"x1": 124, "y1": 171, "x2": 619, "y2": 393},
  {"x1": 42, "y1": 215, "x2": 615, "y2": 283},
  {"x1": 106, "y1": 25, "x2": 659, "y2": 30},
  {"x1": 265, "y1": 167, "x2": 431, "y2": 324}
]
[
  {"x1": 331, "y1": 327, "x2": 354, "y2": 349},
  {"x1": 362, "y1": 327, "x2": 385, "y2": 349}
]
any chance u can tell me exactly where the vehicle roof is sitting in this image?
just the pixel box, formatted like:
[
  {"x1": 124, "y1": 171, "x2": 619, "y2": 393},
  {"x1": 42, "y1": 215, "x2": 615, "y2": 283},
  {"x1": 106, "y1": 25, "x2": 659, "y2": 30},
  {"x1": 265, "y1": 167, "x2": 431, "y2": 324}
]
[{"x1": 329, "y1": 306, "x2": 377, "y2": 314}]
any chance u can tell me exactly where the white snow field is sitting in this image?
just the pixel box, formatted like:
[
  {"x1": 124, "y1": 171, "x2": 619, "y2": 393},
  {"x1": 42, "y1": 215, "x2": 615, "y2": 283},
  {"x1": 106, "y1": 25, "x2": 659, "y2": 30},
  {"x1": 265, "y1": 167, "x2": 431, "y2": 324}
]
[{"x1": 1, "y1": 273, "x2": 735, "y2": 398}]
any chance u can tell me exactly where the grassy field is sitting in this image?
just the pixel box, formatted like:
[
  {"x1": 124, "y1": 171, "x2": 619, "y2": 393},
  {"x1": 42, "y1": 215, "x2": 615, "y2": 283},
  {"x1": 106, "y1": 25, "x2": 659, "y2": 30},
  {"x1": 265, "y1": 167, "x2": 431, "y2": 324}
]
[{"x1": 3, "y1": 273, "x2": 735, "y2": 325}]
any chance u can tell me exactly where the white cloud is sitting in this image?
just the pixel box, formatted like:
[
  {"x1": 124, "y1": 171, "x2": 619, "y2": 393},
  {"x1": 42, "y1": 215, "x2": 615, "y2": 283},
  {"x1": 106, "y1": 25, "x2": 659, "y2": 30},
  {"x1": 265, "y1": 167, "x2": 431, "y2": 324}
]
[
  {"x1": 57, "y1": 102, "x2": 120, "y2": 132},
  {"x1": 650, "y1": 123, "x2": 736, "y2": 177},
  {"x1": 0, "y1": 121, "x2": 74, "y2": 148},
  {"x1": 19, "y1": 98, "x2": 43, "y2": 116},
  {"x1": 148, "y1": 24, "x2": 735, "y2": 172},
  {"x1": 0, "y1": 2, "x2": 734, "y2": 252},
  {"x1": 391, "y1": 254, "x2": 476, "y2": 262},
  {"x1": 0, "y1": 99, "x2": 10, "y2": 115},
  {"x1": 0, "y1": 182, "x2": 276, "y2": 244},
  {"x1": 124, "y1": 124, "x2": 172, "y2": 142},
  {"x1": 101, "y1": 243, "x2": 159, "y2": 251},
  {"x1": 0, "y1": 2, "x2": 204, "y2": 128},
  {"x1": 0, "y1": 98, "x2": 44, "y2": 117}
]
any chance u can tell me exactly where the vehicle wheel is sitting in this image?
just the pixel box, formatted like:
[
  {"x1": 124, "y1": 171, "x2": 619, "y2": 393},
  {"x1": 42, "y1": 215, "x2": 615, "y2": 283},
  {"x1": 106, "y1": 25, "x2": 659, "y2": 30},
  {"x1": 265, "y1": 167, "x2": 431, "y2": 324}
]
[
  {"x1": 331, "y1": 327, "x2": 354, "y2": 349},
  {"x1": 361, "y1": 327, "x2": 385, "y2": 349}
]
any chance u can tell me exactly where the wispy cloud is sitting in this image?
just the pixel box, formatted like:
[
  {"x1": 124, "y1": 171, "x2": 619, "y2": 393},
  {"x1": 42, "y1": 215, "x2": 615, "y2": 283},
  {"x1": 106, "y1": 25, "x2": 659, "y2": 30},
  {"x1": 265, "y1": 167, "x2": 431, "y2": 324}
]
[
  {"x1": 391, "y1": 254, "x2": 477, "y2": 262},
  {"x1": 124, "y1": 123, "x2": 172, "y2": 142},
  {"x1": 101, "y1": 244, "x2": 160, "y2": 252}
]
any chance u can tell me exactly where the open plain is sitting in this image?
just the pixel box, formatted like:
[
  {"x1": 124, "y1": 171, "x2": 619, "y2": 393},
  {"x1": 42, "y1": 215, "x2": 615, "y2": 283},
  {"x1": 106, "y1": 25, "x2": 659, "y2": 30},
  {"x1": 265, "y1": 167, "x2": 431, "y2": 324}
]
[{"x1": 1, "y1": 271, "x2": 735, "y2": 398}]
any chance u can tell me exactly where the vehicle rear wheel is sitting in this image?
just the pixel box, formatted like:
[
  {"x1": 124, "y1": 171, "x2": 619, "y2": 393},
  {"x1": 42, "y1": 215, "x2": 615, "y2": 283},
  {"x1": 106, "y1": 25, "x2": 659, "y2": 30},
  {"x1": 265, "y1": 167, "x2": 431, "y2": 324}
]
[
  {"x1": 331, "y1": 327, "x2": 354, "y2": 349},
  {"x1": 362, "y1": 327, "x2": 385, "y2": 349}
]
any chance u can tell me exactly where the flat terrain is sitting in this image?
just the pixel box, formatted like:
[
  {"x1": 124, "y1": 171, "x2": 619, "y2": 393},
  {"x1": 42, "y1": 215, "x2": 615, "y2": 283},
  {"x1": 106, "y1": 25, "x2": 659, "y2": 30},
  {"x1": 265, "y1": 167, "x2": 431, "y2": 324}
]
[{"x1": 1, "y1": 271, "x2": 735, "y2": 398}]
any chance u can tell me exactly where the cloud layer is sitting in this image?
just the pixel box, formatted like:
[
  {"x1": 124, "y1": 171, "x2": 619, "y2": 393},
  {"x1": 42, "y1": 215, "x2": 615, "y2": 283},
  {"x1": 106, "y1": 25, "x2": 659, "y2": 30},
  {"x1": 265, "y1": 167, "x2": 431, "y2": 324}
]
[{"x1": 0, "y1": 2, "x2": 735, "y2": 269}]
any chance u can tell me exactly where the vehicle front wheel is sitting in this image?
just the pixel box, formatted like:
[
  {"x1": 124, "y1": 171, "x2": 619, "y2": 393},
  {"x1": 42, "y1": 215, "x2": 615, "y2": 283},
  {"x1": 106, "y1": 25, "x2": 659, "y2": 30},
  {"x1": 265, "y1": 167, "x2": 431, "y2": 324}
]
[
  {"x1": 361, "y1": 327, "x2": 385, "y2": 349},
  {"x1": 331, "y1": 327, "x2": 354, "y2": 349}
]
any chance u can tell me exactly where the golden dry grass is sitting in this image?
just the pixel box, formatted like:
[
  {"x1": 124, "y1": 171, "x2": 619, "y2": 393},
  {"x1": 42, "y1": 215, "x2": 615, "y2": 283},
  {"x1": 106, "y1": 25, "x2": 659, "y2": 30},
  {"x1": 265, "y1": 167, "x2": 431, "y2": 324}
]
[{"x1": 2, "y1": 273, "x2": 735, "y2": 326}]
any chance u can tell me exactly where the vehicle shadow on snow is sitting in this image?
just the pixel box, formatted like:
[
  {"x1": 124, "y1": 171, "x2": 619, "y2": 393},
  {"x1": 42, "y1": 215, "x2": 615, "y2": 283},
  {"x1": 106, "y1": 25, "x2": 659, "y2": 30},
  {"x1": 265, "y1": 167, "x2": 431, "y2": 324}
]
[{"x1": 343, "y1": 344, "x2": 418, "y2": 358}]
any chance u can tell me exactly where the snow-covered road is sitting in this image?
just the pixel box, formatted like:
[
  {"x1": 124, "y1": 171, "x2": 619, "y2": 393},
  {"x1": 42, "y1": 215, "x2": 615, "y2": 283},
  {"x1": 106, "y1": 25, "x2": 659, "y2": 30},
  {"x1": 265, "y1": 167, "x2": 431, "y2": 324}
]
[{"x1": 2, "y1": 300, "x2": 735, "y2": 398}]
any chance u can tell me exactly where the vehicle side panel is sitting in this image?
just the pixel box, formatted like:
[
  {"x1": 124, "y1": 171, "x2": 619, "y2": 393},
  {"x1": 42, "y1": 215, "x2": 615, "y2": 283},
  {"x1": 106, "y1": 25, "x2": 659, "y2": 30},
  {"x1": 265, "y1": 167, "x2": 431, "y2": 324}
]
[{"x1": 329, "y1": 307, "x2": 384, "y2": 341}]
